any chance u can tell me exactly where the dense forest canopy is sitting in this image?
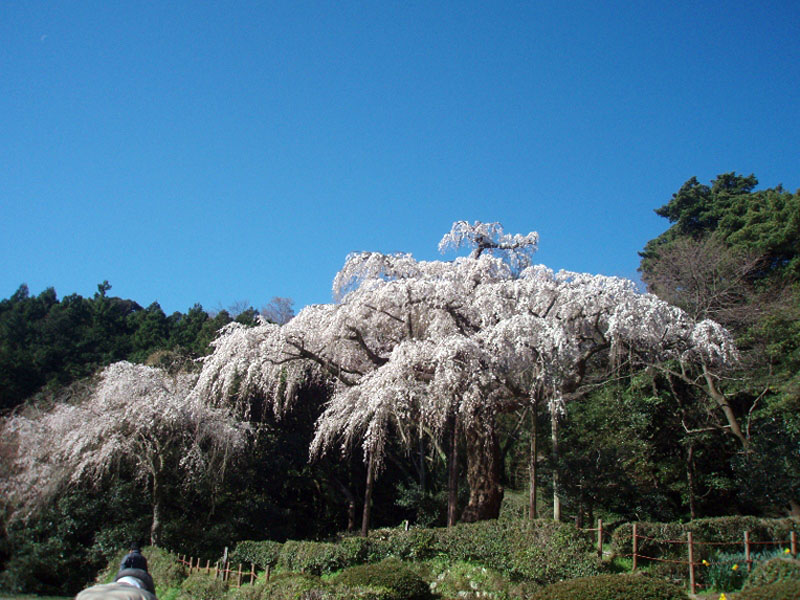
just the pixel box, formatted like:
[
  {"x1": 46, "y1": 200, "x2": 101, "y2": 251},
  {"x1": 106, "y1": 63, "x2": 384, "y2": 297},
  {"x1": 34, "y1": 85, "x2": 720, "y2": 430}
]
[
  {"x1": 0, "y1": 282, "x2": 261, "y2": 410},
  {"x1": 0, "y1": 173, "x2": 798, "y2": 597}
]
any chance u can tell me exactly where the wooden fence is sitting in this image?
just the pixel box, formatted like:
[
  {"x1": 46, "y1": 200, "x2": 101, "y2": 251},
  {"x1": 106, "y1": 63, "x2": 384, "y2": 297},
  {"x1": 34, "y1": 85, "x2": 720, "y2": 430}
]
[
  {"x1": 177, "y1": 555, "x2": 271, "y2": 588},
  {"x1": 177, "y1": 521, "x2": 797, "y2": 594},
  {"x1": 581, "y1": 520, "x2": 799, "y2": 595}
]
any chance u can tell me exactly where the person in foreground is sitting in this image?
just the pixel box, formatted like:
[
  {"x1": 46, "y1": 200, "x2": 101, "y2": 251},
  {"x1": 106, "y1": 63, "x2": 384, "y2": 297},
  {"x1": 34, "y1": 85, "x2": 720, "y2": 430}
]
[{"x1": 75, "y1": 542, "x2": 157, "y2": 600}]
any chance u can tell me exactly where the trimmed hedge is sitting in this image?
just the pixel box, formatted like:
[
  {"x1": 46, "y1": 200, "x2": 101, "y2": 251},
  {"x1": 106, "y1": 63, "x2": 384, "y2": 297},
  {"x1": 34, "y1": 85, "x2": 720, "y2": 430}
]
[
  {"x1": 232, "y1": 518, "x2": 599, "y2": 584},
  {"x1": 229, "y1": 540, "x2": 283, "y2": 569},
  {"x1": 744, "y1": 557, "x2": 800, "y2": 590},
  {"x1": 253, "y1": 572, "x2": 396, "y2": 600},
  {"x1": 334, "y1": 559, "x2": 433, "y2": 600},
  {"x1": 178, "y1": 572, "x2": 228, "y2": 600},
  {"x1": 276, "y1": 539, "x2": 369, "y2": 575},
  {"x1": 736, "y1": 580, "x2": 800, "y2": 600},
  {"x1": 527, "y1": 573, "x2": 689, "y2": 600},
  {"x1": 365, "y1": 519, "x2": 599, "y2": 583},
  {"x1": 258, "y1": 572, "x2": 324, "y2": 600}
]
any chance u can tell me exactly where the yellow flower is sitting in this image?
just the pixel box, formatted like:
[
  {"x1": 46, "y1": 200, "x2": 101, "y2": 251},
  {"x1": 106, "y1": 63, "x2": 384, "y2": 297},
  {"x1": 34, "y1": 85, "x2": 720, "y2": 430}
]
[
  {"x1": 719, "y1": 594, "x2": 727, "y2": 600},
  {"x1": 732, "y1": 564, "x2": 739, "y2": 571},
  {"x1": 785, "y1": 548, "x2": 792, "y2": 554},
  {"x1": 702, "y1": 559, "x2": 710, "y2": 566}
]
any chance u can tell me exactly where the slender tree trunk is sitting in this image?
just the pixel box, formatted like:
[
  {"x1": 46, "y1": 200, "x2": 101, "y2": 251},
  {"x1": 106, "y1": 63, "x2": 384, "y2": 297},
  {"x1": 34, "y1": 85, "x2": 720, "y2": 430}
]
[
  {"x1": 361, "y1": 453, "x2": 376, "y2": 537},
  {"x1": 551, "y1": 403, "x2": 561, "y2": 522},
  {"x1": 702, "y1": 365, "x2": 748, "y2": 448},
  {"x1": 576, "y1": 481, "x2": 584, "y2": 528},
  {"x1": 447, "y1": 413, "x2": 460, "y2": 527},
  {"x1": 461, "y1": 419, "x2": 503, "y2": 522},
  {"x1": 687, "y1": 443, "x2": 697, "y2": 520},
  {"x1": 529, "y1": 400, "x2": 538, "y2": 519},
  {"x1": 329, "y1": 474, "x2": 358, "y2": 532},
  {"x1": 150, "y1": 468, "x2": 164, "y2": 546}
]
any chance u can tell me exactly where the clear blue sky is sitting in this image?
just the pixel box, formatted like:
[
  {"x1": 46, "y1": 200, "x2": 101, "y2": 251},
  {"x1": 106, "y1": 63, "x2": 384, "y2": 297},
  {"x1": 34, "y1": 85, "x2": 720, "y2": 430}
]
[{"x1": 2, "y1": 1, "x2": 798, "y2": 315}]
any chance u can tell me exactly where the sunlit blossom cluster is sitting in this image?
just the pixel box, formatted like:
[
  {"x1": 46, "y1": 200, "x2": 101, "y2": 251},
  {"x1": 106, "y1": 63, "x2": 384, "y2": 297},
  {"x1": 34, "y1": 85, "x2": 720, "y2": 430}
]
[
  {"x1": 1, "y1": 361, "x2": 247, "y2": 517},
  {"x1": 195, "y1": 221, "x2": 737, "y2": 470}
]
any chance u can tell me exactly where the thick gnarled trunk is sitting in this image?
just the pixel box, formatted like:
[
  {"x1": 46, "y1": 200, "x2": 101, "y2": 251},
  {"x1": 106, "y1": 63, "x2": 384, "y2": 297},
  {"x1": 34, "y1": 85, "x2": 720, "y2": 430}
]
[
  {"x1": 447, "y1": 413, "x2": 460, "y2": 527},
  {"x1": 461, "y1": 420, "x2": 503, "y2": 522}
]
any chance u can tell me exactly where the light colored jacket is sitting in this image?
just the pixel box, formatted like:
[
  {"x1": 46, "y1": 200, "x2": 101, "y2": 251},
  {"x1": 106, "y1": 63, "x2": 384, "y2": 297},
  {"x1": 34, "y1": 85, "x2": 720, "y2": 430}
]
[{"x1": 75, "y1": 582, "x2": 157, "y2": 600}]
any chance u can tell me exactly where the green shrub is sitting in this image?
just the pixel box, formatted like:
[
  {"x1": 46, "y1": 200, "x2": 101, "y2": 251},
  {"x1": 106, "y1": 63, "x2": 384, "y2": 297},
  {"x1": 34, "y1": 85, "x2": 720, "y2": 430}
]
[
  {"x1": 323, "y1": 583, "x2": 400, "y2": 600},
  {"x1": 144, "y1": 546, "x2": 188, "y2": 592},
  {"x1": 611, "y1": 517, "x2": 798, "y2": 562},
  {"x1": 704, "y1": 550, "x2": 748, "y2": 591},
  {"x1": 610, "y1": 517, "x2": 799, "y2": 582},
  {"x1": 226, "y1": 581, "x2": 269, "y2": 600},
  {"x1": 364, "y1": 527, "x2": 437, "y2": 561},
  {"x1": 239, "y1": 519, "x2": 598, "y2": 586},
  {"x1": 259, "y1": 572, "x2": 325, "y2": 600},
  {"x1": 231, "y1": 540, "x2": 284, "y2": 569},
  {"x1": 96, "y1": 545, "x2": 186, "y2": 592},
  {"x1": 334, "y1": 559, "x2": 433, "y2": 600},
  {"x1": 527, "y1": 573, "x2": 689, "y2": 600},
  {"x1": 277, "y1": 540, "x2": 361, "y2": 575},
  {"x1": 426, "y1": 559, "x2": 538, "y2": 600},
  {"x1": 745, "y1": 557, "x2": 800, "y2": 590},
  {"x1": 178, "y1": 572, "x2": 229, "y2": 600},
  {"x1": 736, "y1": 580, "x2": 800, "y2": 600}
]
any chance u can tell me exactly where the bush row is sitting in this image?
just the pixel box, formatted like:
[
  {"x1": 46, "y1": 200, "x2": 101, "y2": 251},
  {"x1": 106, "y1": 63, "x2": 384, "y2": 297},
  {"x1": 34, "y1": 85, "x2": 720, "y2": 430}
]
[
  {"x1": 230, "y1": 518, "x2": 600, "y2": 584},
  {"x1": 611, "y1": 516, "x2": 798, "y2": 561},
  {"x1": 527, "y1": 573, "x2": 689, "y2": 600},
  {"x1": 175, "y1": 561, "x2": 431, "y2": 600}
]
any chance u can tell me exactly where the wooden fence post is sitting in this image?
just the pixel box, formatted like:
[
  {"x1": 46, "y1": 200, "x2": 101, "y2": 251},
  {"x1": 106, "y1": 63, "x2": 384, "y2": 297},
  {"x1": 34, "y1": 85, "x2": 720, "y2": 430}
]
[
  {"x1": 250, "y1": 562, "x2": 256, "y2": 584},
  {"x1": 792, "y1": 531, "x2": 797, "y2": 558},
  {"x1": 745, "y1": 531, "x2": 751, "y2": 572},
  {"x1": 687, "y1": 532, "x2": 695, "y2": 596},
  {"x1": 632, "y1": 523, "x2": 638, "y2": 572},
  {"x1": 597, "y1": 518, "x2": 603, "y2": 559},
  {"x1": 206, "y1": 559, "x2": 211, "y2": 574},
  {"x1": 237, "y1": 563, "x2": 243, "y2": 587}
]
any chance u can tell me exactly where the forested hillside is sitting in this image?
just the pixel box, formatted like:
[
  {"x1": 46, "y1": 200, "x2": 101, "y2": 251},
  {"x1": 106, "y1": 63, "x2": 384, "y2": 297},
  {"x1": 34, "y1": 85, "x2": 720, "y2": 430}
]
[
  {"x1": 0, "y1": 282, "x2": 259, "y2": 410},
  {"x1": 0, "y1": 173, "x2": 798, "y2": 597}
]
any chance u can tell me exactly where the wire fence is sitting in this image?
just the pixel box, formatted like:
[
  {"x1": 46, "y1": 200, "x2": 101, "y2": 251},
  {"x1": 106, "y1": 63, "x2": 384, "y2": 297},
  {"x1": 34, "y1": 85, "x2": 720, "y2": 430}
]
[{"x1": 581, "y1": 520, "x2": 799, "y2": 594}]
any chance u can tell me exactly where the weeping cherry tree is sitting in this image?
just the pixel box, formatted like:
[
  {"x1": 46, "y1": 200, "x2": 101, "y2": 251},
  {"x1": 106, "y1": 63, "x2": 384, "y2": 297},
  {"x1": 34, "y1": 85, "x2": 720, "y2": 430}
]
[
  {"x1": 195, "y1": 221, "x2": 737, "y2": 528},
  {"x1": 0, "y1": 361, "x2": 248, "y2": 545}
]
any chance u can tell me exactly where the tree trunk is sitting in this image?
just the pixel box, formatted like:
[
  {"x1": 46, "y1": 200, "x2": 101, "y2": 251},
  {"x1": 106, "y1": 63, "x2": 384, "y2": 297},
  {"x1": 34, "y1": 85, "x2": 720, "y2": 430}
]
[
  {"x1": 687, "y1": 443, "x2": 697, "y2": 520},
  {"x1": 447, "y1": 413, "x2": 460, "y2": 527},
  {"x1": 461, "y1": 420, "x2": 503, "y2": 522},
  {"x1": 361, "y1": 453, "x2": 376, "y2": 537},
  {"x1": 576, "y1": 481, "x2": 584, "y2": 529},
  {"x1": 702, "y1": 365, "x2": 748, "y2": 448},
  {"x1": 329, "y1": 474, "x2": 358, "y2": 532},
  {"x1": 551, "y1": 403, "x2": 561, "y2": 522},
  {"x1": 150, "y1": 469, "x2": 164, "y2": 546},
  {"x1": 529, "y1": 400, "x2": 538, "y2": 519},
  {"x1": 789, "y1": 499, "x2": 800, "y2": 518}
]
